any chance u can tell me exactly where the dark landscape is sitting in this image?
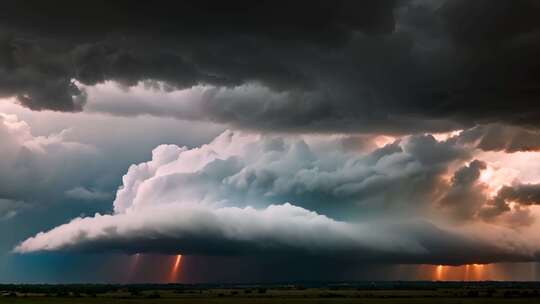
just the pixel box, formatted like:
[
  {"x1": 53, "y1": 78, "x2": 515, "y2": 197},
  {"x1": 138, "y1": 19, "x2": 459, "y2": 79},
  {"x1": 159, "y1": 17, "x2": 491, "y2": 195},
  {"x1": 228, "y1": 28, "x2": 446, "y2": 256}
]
[{"x1": 2, "y1": 282, "x2": 540, "y2": 303}]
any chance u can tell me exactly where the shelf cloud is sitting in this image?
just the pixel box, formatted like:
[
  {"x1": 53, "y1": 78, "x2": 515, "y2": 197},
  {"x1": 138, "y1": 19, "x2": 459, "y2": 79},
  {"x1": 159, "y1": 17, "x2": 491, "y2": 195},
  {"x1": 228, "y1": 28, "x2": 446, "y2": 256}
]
[{"x1": 16, "y1": 130, "x2": 540, "y2": 265}]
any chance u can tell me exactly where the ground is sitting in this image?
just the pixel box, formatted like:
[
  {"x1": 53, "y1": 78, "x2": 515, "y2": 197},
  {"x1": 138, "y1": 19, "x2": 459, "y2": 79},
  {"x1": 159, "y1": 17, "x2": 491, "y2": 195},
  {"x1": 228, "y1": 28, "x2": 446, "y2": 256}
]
[{"x1": 1, "y1": 282, "x2": 540, "y2": 303}]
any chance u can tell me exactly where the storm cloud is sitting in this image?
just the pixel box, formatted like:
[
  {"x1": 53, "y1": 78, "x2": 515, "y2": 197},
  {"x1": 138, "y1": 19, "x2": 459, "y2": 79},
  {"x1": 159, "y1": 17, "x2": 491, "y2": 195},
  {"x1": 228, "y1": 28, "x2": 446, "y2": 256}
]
[
  {"x1": 3, "y1": 0, "x2": 540, "y2": 282},
  {"x1": 458, "y1": 124, "x2": 540, "y2": 153},
  {"x1": 1, "y1": 1, "x2": 540, "y2": 133},
  {"x1": 15, "y1": 202, "x2": 540, "y2": 265},
  {"x1": 480, "y1": 182, "x2": 540, "y2": 223},
  {"x1": 16, "y1": 130, "x2": 540, "y2": 264}
]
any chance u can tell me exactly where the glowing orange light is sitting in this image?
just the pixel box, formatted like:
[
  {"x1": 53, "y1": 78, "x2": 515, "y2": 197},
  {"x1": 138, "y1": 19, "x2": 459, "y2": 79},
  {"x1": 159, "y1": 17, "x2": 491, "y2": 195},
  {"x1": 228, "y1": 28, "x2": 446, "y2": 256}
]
[
  {"x1": 174, "y1": 254, "x2": 182, "y2": 269},
  {"x1": 428, "y1": 264, "x2": 494, "y2": 281},
  {"x1": 169, "y1": 254, "x2": 182, "y2": 282},
  {"x1": 473, "y1": 264, "x2": 484, "y2": 281},
  {"x1": 435, "y1": 265, "x2": 444, "y2": 281},
  {"x1": 432, "y1": 130, "x2": 462, "y2": 141},
  {"x1": 373, "y1": 135, "x2": 396, "y2": 147}
]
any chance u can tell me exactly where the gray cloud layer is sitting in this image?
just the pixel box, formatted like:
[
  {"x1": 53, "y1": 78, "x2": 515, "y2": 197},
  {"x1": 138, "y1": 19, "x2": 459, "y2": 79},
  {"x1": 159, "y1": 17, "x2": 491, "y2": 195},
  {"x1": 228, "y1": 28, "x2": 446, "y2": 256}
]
[
  {"x1": 0, "y1": 113, "x2": 98, "y2": 202},
  {"x1": 1, "y1": 1, "x2": 540, "y2": 133},
  {"x1": 458, "y1": 124, "x2": 540, "y2": 153}
]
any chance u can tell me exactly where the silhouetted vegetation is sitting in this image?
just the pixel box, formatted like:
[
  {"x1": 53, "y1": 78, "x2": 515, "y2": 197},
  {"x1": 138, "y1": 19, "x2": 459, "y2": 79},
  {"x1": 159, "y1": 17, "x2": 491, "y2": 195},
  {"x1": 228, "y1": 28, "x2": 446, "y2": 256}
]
[{"x1": 1, "y1": 282, "x2": 540, "y2": 303}]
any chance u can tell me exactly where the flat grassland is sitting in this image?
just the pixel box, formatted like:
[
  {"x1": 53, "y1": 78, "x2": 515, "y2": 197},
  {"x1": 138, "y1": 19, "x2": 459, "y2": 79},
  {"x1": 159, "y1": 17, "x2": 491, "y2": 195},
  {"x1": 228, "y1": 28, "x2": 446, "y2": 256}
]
[{"x1": 1, "y1": 283, "x2": 540, "y2": 304}]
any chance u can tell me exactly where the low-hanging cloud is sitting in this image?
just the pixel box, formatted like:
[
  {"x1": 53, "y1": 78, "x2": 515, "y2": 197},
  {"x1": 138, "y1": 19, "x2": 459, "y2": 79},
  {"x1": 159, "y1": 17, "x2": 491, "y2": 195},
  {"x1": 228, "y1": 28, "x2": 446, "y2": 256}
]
[
  {"x1": 15, "y1": 130, "x2": 540, "y2": 264},
  {"x1": 14, "y1": 201, "x2": 540, "y2": 265}
]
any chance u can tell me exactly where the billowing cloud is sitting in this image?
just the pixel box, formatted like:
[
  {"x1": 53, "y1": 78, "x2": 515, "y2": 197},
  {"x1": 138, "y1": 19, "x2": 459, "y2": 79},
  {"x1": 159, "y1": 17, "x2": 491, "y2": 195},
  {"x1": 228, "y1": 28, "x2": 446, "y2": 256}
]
[
  {"x1": 438, "y1": 160, "x2": 488, "y2": 221},
  {"x1": 110, "y1": 130, "x2": 469, "y2": 218},
  {"x1": 480, "y1": 182, "x2": 540, "y2": 224},
  {"x1": 16, "y1": 130, "x2": 540, "y2": 264},
  {"x1": 496, "y1": 183, "x2": 540, "y2": 206}
]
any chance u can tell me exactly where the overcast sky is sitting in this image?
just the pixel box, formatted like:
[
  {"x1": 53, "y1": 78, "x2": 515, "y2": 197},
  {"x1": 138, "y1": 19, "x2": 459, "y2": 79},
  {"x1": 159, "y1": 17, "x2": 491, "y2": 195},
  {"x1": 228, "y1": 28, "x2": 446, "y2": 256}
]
[{"x1": 1, "y1": 0, "x2": 540, "y2": 283}]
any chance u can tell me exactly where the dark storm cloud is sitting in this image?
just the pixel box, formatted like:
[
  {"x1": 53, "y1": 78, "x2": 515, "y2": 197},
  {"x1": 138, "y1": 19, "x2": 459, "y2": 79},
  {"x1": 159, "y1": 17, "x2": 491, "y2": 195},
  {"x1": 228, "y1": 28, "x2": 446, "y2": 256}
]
[
  {"x1": 0, "y1": 33, "x2": 86, "y2": 111},
  {"x1": 0, "y1": 1, "x2": 397, "y2": 40},
  {"x1": 439, "y1": 160, "x2": 488, "y2": 221},
  {"x1": 497, "y1": 183, "x2": 540, "y2": 206},
  {"x1": 481, "y1": 182, "x2": 540, "y2": 221},
  {"x1": 1, "y1": 1, "x2": 540, "y2": 133},
  {"x1": 442, "y1": 0, "x2": 540, "y2": 47},
  {"x1": 435, "y1": 0, "x2": 540, "y2": 126},
  {"x1": 0, "y1": 0, "x2": 397, "y2": 114}
]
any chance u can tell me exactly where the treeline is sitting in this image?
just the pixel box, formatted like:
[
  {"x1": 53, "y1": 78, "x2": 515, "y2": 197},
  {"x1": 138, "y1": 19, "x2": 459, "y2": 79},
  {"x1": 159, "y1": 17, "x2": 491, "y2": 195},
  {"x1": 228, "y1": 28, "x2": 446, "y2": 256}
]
[
  {"x1": 2, "y1": 281, "x2": 540, "y2": 295},
  {"x1": 0, "y1": 284, "x2": 120, "y2": 296}
]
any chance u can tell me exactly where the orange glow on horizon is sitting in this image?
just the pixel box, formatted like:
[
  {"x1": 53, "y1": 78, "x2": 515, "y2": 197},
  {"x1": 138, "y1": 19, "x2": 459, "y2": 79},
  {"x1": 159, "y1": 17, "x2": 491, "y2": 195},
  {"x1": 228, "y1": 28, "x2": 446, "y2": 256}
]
[
  {"x1": 428, "y1": 264, "x2": 493, "y2": 281},
  {"x1": 435, "y1": 265, "x2": 444, "y2": 281}
]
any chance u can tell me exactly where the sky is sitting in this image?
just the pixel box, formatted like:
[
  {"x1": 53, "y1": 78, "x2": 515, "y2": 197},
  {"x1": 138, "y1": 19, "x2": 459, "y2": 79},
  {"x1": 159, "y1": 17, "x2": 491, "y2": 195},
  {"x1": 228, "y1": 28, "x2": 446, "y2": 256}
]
[{"x1": 1, "y1": 0, "x2": 540, "y2": 283}]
